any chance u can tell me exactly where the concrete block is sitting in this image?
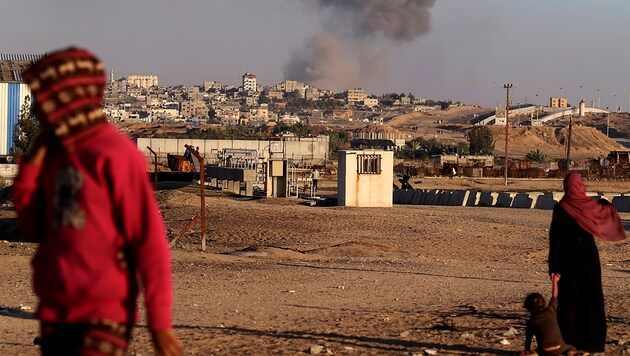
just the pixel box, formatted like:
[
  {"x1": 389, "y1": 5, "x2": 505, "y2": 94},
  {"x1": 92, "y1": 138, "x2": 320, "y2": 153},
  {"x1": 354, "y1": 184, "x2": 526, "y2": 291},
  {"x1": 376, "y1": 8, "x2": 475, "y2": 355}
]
[
  {"x1": 448, "y1": 190, "x2": 469, "y2": 206},
  {"x1": 416, "y1": 190, "x2": 429, "y2": 205},
  {"x1": 436, "y1": 191, "x2": 451, "y2": 205},
  {"x1": 512, "y1": 193, "x2": 534, "y2": 209},
  {"x1": 612, "y1": 196, "x2": 630, "y2": 213},
  {"x1": 535, "y1": 194, "x2": 557, "y2": 210},
  {"x1": 392, "y1": 190, "x2": 402, "y2": 204},
  {"x1": 221, "y1": 180, "x2": 229, "y2": 191},
  {"x1": 465, "y1": 191, "x2": 479, "y2": 206},
  {"x1": 496, "y1": 192, "x2": 515, "y2": 207},
  {"x1": 400, "y1": 189, "x2": 415, "y2": 204},
  {"x1": 424, "y1": 190, "x2": 440, "y2": 205},
  {"x1": 411, "y1": 190, "x2": 425, "y2": 205},
  {"x1": 244, "y1": 182, "x2": 254, "y2": 197},
  {"x1": 598, "y1": 193, "x2": 620, "y2": 204},
  {"x1": 423, "y1": 190, "x2": 433, "y2": 205},
  {"x1": 478, "y1": 192, "x2": 498, "y2": 207}
]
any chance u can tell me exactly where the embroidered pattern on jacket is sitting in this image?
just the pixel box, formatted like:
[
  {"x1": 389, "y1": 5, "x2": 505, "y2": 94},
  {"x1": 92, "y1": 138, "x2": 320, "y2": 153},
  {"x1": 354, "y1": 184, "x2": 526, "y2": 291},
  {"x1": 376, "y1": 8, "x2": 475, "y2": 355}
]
[{"x1": 53, "y1": 167, "x2": 86, "y2": 229}]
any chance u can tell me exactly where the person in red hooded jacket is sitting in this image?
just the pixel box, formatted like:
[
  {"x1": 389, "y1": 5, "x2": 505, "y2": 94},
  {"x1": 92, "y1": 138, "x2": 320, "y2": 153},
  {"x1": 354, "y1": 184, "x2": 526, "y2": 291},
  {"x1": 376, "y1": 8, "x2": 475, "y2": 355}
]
[
  {"x1": 548, "y1": 173, "x2": 626, "y2": 354},
  {"x1": 12, "y1": 47, "x2": 182, "y2": 356}
]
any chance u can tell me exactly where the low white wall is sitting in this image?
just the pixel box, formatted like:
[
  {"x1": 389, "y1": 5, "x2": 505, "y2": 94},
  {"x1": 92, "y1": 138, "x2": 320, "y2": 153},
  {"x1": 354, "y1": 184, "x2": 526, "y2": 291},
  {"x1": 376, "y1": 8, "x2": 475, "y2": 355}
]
[{"x1": 137, "y1": 136, "x2": 329, "y2": 166}]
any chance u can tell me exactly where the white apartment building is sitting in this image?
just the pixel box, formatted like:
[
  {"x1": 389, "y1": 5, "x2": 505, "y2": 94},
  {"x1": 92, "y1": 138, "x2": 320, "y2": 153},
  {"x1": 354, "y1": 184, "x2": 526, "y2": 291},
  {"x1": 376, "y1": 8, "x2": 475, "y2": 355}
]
[
  {"x1": 242, "y1": 72, "x2": 257, "y2": 93},
  {"x1": 127, "y1": 75, "x2": 158, "y2": 88}
]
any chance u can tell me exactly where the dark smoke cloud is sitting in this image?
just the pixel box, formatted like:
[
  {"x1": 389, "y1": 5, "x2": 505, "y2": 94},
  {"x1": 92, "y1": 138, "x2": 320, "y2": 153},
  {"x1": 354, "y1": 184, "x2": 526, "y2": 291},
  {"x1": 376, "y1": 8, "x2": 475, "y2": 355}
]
[
  {"x1": 317, "y1": 0, "x2": 436, "y2": 41},
  {"x1": 284, "y1": 0, "x2": 436, "y2": 91}
]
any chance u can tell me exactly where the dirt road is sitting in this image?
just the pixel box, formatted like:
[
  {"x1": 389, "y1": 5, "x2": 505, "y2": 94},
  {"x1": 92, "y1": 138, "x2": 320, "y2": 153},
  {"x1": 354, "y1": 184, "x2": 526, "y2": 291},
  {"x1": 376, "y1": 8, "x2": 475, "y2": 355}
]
[{"x1": 0, "y1": 187, "x2": 628, "y2": 355}]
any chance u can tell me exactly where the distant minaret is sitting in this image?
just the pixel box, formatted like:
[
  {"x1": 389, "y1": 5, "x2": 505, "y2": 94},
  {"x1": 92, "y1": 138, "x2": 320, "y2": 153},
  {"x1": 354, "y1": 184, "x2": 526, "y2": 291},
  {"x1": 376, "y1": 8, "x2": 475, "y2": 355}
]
[{"x1": 110, "y1": 69, "x2": 114, "y2": 83}]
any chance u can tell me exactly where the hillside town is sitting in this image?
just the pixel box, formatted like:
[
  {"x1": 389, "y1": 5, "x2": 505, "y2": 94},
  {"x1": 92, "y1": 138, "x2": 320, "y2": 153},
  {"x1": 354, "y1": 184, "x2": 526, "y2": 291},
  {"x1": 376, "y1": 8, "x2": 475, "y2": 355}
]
[{"x1": 103, "y1": 71, "x2": 448, "y2": 128}]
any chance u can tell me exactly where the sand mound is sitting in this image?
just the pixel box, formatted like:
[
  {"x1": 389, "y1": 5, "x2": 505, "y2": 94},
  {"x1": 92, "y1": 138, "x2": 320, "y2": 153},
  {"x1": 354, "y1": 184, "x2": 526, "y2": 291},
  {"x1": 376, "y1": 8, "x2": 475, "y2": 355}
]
[
  {"x1": 305, "y1": 241, "x2": 400, "y2": 258},
  {"x1": 222, "y1": 246, "x2": 308, "y2": 259}
]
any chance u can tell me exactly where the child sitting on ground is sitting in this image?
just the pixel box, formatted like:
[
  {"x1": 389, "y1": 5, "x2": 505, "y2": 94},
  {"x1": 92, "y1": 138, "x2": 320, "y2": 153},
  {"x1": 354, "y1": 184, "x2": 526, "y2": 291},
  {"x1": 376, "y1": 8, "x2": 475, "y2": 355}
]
[{"x1": 521, "y1": 274, "x2": 584, "y2": 356}]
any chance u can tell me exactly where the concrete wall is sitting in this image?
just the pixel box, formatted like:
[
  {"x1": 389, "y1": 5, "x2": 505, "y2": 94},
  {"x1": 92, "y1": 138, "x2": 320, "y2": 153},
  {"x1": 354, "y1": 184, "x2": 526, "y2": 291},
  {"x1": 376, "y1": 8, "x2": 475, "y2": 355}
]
[
  {"x1": 338, "y1": 150, "x2": 393, "y2": 207},
  {"x1": 137, "y1": 137, "x2": 329, "y2": 167},
  {"x1": 393, "y1": 189, "x2": 630, "y2": 212}
]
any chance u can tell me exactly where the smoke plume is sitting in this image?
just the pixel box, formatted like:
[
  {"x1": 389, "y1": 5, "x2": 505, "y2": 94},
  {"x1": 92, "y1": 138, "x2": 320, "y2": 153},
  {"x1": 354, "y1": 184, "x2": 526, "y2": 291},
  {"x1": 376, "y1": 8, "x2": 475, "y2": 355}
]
[{"x1": 285, "y1": 0, "x2": 436, "y2": 91}]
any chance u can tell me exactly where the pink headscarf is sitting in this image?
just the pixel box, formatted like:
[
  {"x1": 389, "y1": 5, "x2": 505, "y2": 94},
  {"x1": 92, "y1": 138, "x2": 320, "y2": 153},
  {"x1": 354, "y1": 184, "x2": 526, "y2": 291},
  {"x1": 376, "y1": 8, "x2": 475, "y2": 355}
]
[{"x1": 558, "y1": 173, "x2": 626, "y2": 241}]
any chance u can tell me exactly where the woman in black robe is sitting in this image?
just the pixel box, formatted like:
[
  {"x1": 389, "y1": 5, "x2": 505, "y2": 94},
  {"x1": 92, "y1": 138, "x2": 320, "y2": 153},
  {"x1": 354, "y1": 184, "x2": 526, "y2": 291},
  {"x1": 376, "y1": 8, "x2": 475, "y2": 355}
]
[{"x1": 548, "y1": 173, "x2": 626, "y2": 353}]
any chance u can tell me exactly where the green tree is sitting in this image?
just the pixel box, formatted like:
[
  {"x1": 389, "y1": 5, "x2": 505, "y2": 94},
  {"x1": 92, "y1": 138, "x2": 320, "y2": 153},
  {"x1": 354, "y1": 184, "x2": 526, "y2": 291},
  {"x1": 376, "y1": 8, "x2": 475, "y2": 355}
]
[
  {"x1": 525, "y1": 149, "x2": 551, "y2": 163},
  {"x1": 468, "y1": 126, "x2": 494, "y2": 155},
  {"x1": 325, "y1": 130, "x2": 350, "y2": 158},
  {"x1": 10, "y1": 96, "x2": 40, "y2": 158},
  {"x1": 457, "y1": 141, "x2": 469, "y2": 155}
]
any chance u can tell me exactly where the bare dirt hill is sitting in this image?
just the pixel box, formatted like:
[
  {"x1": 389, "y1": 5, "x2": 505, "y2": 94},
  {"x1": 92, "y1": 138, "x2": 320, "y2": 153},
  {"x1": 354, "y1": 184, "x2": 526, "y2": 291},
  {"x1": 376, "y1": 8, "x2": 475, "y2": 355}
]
[
  {"x1": 490, "y1": 125, "x2": 626, "y2": 159},
  {"x1": 384, "y1": 107, "x2": 627, "y2": 160}
]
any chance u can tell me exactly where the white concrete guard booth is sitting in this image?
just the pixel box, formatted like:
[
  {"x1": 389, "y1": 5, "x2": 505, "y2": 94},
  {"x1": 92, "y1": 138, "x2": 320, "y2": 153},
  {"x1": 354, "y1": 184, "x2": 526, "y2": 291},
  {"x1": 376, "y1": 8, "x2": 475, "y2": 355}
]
[{"x1": 337, "y1": 150, "x2": 393, "y2": 207}]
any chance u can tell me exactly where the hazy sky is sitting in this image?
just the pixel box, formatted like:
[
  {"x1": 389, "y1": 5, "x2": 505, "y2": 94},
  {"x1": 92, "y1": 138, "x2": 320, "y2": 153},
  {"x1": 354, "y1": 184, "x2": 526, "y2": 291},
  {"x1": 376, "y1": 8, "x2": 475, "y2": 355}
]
[{"x1": 3, "y1": 0, "x2": 629, "y2": 108}]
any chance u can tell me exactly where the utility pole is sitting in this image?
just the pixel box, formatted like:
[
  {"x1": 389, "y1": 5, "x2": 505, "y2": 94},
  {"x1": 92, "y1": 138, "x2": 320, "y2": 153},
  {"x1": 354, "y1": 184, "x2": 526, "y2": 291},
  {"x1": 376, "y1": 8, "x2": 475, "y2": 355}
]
[
  {"x1": 597, "y1": 89, "x2": 600, "y2": 108},
  {"x1": 504, "y1": 84, "x2": 512, "y2": 186},
  {"x1": 565, "y1": 115, "x2": 573, "y2": 176},
  {"x1": 606, "y1": 107, "x2": 610, "y2": 137},
  {"x1": 615, "y1": 94, "x2": 618, "y2": 113}
]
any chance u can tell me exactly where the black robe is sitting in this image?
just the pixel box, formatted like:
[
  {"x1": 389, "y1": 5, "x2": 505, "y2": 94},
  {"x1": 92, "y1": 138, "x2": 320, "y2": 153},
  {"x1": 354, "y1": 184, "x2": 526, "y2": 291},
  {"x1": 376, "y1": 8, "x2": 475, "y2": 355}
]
[{"x1": 549, "y1": 205, "x2": 606, "y2": 352}]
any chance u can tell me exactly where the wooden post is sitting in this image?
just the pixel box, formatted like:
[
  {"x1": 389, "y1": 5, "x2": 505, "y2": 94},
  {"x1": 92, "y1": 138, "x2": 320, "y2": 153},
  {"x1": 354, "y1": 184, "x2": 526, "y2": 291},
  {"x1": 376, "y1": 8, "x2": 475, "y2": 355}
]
[
  {"x1": 565, "y1": 116, "x2": 573, "y2": 176},
  {"x1": 147, "y1": 146, "x2": 158, "y2": 191},
  {"x1": 185, "y1": 144, "x2": 206, "y2": 251},
  {"x1": 503, "y1": 84, "x2": 513, "y2": 186}
]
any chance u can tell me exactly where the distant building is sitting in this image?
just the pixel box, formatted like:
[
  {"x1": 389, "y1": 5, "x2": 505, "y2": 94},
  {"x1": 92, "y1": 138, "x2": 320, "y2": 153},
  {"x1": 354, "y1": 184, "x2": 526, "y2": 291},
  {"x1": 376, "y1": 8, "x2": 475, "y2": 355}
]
[
  {"x1": 304, "y1": 87, "x2": 320, "y2": 100},
  {"x1": 550, "y1": 97, "x2": 568, "y2": 108},
  {"x1": 242, "y1": 72, "x2": 257, "y2": 93},
  {"x1": 347, "y1": 88, "x2": 366, "y2": 106},
  {"x1": 279, "y1": 114, "x2": 300, "y2": 125},
  {"x1": 127, "y1": 75, "x2": 158, "y2": 88},
  {"x1": 266, "y1": 90, "x2": 284, "y2": 100},
  {"x1": 180, "y1": 100, "x2": 208, "y2": 119},
  {"x1": 0, "y1": 54, "x2": 44, "y2": 155},
  {"x1": 362, "y1": 98, "x2": 379, "y2": 108},
  {"x1": 277, "y1": 79, "x2": 304, "y2": 93},
  {"x1": 203, "y1": 81, "x2": 222, "y2": 91},
  {"x1": 249, "y1": 103, "x2": 270, "y2": 121}
]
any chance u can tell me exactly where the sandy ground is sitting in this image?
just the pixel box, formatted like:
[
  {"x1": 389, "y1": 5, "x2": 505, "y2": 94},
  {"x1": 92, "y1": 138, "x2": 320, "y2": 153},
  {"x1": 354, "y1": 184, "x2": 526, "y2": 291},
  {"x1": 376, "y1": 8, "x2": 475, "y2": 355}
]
[{"x1": 0, "y1": 179, "x2": 629, "y2": 355}]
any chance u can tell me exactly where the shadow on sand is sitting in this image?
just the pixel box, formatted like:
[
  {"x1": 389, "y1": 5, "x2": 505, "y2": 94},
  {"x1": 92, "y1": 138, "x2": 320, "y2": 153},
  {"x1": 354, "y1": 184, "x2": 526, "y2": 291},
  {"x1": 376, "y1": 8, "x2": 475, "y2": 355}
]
[
  {"x1": 171, "y1": 324, "x2": 509, "y2": 355},
  {"x1": 0, "y1": 216, "x2": 24, "y2": 242},
  {"x1": 0, "y1": 306, "x2": 35, "y2": 320},
  {"x1": 276, "y1": 262, "x2": 532, "y2": 284}
]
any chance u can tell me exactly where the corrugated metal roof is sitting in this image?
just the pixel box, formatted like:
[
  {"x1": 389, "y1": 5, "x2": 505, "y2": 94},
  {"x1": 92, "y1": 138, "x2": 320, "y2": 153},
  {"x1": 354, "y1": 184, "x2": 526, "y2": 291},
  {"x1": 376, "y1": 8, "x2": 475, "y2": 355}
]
[
  {"x1": 0, "y1": 54, "x2": 45, "y2": 62},
  {"x1": 0, "y1": 53, "x2": 45, "y2": 82}
]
